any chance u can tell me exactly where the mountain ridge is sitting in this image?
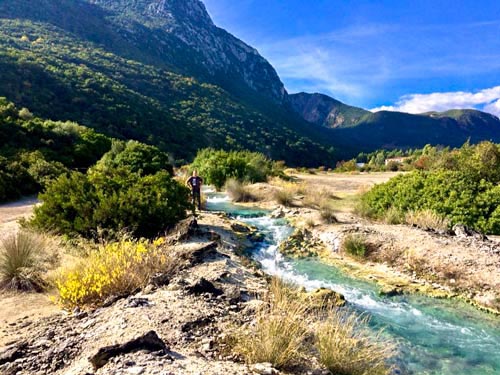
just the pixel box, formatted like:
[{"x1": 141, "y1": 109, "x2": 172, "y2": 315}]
[{"x1": 289, "y1": 92, "x2": 500, "y2": 157}]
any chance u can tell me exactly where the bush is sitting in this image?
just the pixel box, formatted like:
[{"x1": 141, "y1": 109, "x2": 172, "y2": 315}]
[
  {"x1": 361, "y1": 169, "x2": 500, "y2": 234},
  {"x1": 342, "y1": 234, "x2": 369, "y2": 258},
  {"x1": 55, "y1": 238, "x2": 180, "y2": 307},
  {"x1": 190, "y1": 148, "x2": 279, "y2": 190},
  {"x1": 0, "y1": 230, "x2": 58, "y2": 291},
  {"x1": 31, "y1": 168, "x2": 191, "y2": 238},
  {"x1": 93, "y1": 140, "x2": 173, "y2": 176},
  {"x1": 315, "y1": 311, "x2": 395, "y2": 375},
  {"x1": 225, "y1": 179, "x2": 257, "y2": 202}
]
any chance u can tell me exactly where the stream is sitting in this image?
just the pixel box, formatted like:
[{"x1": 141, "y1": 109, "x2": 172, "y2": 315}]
[{"x1": 206, "y1": 192, "x2": 500, "y2": 375}]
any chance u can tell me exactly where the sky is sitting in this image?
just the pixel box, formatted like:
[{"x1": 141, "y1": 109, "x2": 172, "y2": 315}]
[{"x1": 203, "y1": 0, "x2": 500, "y2": 116}]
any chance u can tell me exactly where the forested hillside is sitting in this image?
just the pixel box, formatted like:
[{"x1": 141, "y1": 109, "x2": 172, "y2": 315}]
[{"x1": 0, "y1": 0, "x2": 336, "y2": 166}]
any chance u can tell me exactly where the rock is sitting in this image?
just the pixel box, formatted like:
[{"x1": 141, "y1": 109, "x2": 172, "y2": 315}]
[
  {"x1": 301, "y1": 287, "x2": 346, "y2": 308},
  {"x1": 126, "y1": 297, "x2": 151, "y2": 308},
  {"x1": 187, "y1": 278, "x2": 223, "y2": 296},
  {"x1": 188, "y1": 242, "x2": 220, "y2": 265},
  {"x1": 270, "y1": 207, "x2": 285, "y2": 219},
  {"x1": 251, "y1": 362, "x2": 279, "y2": 374},
  {"x1": 166, "y1": 218, "x2": 199, "y2": 244},
  {"x1": 127, "y1": 366, "x2": 145, "y2": 374},
  {"x1": 231, "y1": 222, "x2": 252, "y2": 233},
  {"x1": 452, "y1": 224, "x2": 487, "y2": 240},
  {"x1": 89, "y1": 331, "x2": 168, "y2": 370},
  {"x1": 379, "y1": 287, "x2": 404, "y2": 297},
  {"x1": 0, "y1": 341, "x2": 28, "y2": 365},
  {"x1": 149, "y1": 272, "x2": 170, "y2": 287}
]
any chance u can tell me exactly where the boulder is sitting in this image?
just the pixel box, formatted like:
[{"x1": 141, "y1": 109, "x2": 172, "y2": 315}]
[{"x1": 89, "y1": 331, "x2": 168, "y2": 370}]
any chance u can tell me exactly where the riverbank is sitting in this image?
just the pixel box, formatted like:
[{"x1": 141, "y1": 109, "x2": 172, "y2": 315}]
[{"x1": 237, "y1": 172, "x2": 500, "y2": 314}]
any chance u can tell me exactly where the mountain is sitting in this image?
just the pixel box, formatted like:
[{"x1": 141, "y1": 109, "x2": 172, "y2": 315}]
[
  {"x1": 2, "y1": 0, "x2": 499, "y2": 165},
  {"x1": 288, "y1": 93, "x2": 369, "y2": 128},
  {"x1": 289, "y1": 93, "x2": 500, "y2": 157},
  {"x1": 0, "y1": 0, "x2": 336, "y2": 166}
]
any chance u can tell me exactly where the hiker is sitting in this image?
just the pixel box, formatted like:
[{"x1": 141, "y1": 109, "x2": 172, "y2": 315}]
[{"x1": 186, "y1": 170, "x2": 203, "y2": 210}]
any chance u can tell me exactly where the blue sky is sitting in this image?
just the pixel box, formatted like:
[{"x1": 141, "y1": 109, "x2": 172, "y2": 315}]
[{"x1": 203, "y1": 0, "x2": 500, "y2": 116}]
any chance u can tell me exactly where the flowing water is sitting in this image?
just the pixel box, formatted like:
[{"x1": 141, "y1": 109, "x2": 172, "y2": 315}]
[{"x1": 205, "y1": 193, "x2": 500, "y2": 375}]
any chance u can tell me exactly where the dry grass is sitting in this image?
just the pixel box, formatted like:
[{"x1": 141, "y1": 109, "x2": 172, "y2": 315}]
[
  {"x1": 232, "y1": 279, "x2": 309, "y2": 368},
  {"x1": 404, "y1": 248, "x2": 429, "y2": 276},
  {"x1": 232, "y1": 278, "x2": 396, "y2": 371},
  {"x1": 0, "y1": 230, "x2": 59, "y2": 292},
  {"x1": 305, "y1": 217, "x2": 316, "y2": 228},
  {"x1": 315, "y1": 310, "x2": 396, "y2": 375},
  {"x1": 273, "y1": 187, "x2": 297, "y2": 207},
  {"x1": 319, "y1": 202, "x2": 338, "y2": 224},
  {"x1": 405, "y1": 209, "x2": 450, "y2": 231},
  {"x1": 225, "y1": 179, "x2": 257, "y2": 202},
  {"x1": 303, "y1": 188, "x2": 339, "y2": 209},
  {"x1": 384, "y1": 206, "x2": 404, "y2": 225}
]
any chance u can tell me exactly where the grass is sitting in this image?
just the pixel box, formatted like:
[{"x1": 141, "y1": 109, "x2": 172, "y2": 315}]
[
  {"x1": 225, "y1": 179, "x2": 257, "y2": 202},
  {"x1": 273, "y1": 187, "x2": 296, "y2": 207},
  {"x1": 405, "y1": 209, "x2": 450, "y2": 231},
  {"x1": 0, "y1": 230, "x2": 59, "y2": 292},
  {"x1": 315, "y1": 310, "x2": 396, "y2": 375},
  {"x1": 319, "y1": 202, "x2": 338, "y2": 224},
  {"x1": 231, "y1": 278, "x2": 396, "y2": 372},
  {"x1": 384, "y1": 206, "x2": 404, "y2": 225},
  {"x1": 232, "y1": 279, "x2": 309, "y2": 368},
  {"x1": 342, "y1": 234, "x2": 369, "y2": 258}
]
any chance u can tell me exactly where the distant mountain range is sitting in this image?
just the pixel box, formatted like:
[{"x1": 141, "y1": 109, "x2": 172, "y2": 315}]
[
  {"x1": 1, "y1": 0, "x2": 499, "y2": 165},
  {"x1": 289, "y1": 93, "x2": 500, "y2": 156}
]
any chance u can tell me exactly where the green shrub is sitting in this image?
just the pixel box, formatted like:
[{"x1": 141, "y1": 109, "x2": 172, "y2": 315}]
[
  {"x1": 342, "y1": 234, "x2": 369, "y2": 258},
  {"x1": 31, "y1": 168, "x2": 190, "y2": 238},
  {"x1": 0, "y1": 230, "x2": 58, "y2": 291},
  {"x1": 93, "y1": 140, "x2": 173, "y2": 176},
  {"x1": 361, "y1": 169, "x2": 500, "y2": 234},
  {"x1": 190, "y1": 148, "x2": 279, "y2": 190}
]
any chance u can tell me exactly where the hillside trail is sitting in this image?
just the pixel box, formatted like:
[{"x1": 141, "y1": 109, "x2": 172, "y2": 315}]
[{"x1": 0, "y1": 196, "x2": 58, "y2": 347}]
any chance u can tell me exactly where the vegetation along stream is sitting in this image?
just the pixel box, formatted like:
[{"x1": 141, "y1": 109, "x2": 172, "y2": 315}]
[{"x1": 206, "y1": 192, "x2": 500, "y2": 375}]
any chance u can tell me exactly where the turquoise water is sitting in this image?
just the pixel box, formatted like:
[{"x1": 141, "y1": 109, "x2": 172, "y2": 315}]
[{"x1": 206, "y1": 195, "x2": 500, "y2": 375}]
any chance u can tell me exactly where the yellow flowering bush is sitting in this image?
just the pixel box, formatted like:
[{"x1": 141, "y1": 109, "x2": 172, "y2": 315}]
[{"x1": 56, "y1": 238, "x2": 175, "y2": 308}]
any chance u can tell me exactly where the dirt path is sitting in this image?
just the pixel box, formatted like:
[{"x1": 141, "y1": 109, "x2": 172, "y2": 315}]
[
  {"x1": 0, "y1": 196, "x2": 38, "y2": 239},
  {"x1": 0, "y1": 196, "x2": 59, "y2": 346}
]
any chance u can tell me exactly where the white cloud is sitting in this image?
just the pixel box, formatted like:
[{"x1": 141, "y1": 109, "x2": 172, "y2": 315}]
[{"x1": 371, "y1": 86, "x2": 500, "y2": 117}]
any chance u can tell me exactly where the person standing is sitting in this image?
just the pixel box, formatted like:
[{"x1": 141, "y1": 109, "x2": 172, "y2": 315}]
[{"x1": 186, "y1": 170, "x2": 203, "y2": 210}]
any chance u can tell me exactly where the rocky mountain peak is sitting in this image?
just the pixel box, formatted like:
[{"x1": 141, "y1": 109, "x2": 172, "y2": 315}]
[
  {"x1": 87, "y1": 0, "x2": 286, "y2": 103},
  {"x1": 145, "y1": 0, "x2": 214, "y2": 27}
]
